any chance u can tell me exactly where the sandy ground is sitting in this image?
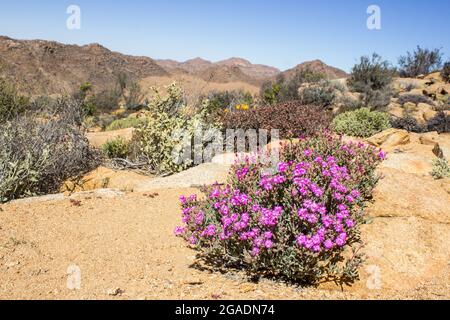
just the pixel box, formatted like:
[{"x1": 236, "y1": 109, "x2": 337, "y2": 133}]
[{"x1": 0, "y1": 187, "x2": 448, "y2": 300}]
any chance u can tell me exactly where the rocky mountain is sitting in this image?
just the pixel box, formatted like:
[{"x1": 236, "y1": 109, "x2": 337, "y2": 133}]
[
  {"x1": 0, "y1": 35, "x2": 348, "y2": 95},
  {"x1": 281, "y1": 59, "x2": 348, "y2": 80},
  {"x1": 156, "y1": 57, "x2": 280, "y2": 84},
  {"x1": 0, "y1": 36, "x2": 168, "y2": 95},
  {"x1": 215, "y1": 58, "x2": 280, "y2": 80}
]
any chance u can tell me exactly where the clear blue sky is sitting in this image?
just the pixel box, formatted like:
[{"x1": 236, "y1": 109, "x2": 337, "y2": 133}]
[{"x1": 0, "y1": 0, "x2": 449, "y2": 72}]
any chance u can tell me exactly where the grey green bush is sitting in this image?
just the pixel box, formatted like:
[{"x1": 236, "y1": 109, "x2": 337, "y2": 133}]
[
  {"x1": 332, "y1": 107, "x2": 391, "y2": 138},
  {"x1": 132, "y1": 83, "x2": 220, "y2": 175},
  {"x1": 0, "y1": 98, "x2": 99, "y2": 203},
  {"x1": 431, "y1": 158, "x2": 450, "y2": 179}
]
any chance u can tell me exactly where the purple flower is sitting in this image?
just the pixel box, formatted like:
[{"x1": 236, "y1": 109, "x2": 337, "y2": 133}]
[
  {"x1": 277, "y1": 162, "x2": 288, "y2": 173},
  {"x1": 174, "y1": 226, "x2": 185, "y2": 236},
  {"x1": 201, "y1": 224, "x2": 216, "y2": 237},
  {"x1": 324, "y1": 239, "x2": 334, "y2": 250}
]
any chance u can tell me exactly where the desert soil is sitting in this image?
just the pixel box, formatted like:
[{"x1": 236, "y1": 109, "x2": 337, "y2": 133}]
[
  {"x1": 0, "y1": 187, "x2": 448, "y2": 300},
  {"x1": 1, "y1": 131, "x2": 449, "y2": 300}
]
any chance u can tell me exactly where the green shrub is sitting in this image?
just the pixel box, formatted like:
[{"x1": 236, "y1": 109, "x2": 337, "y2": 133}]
[
  {"x1": 102, "y1": 137, "x2": 130, "y2": 159},
  {"x1": 442, "y1": 61, "x2": 450, "y2": 83},
  {"x1": 332, "y1": 108, "x2": 391, "y2": 138},
  {"x1": 105, "y1": 116, "x2": 148, "y2": 131},
  {"x1": 431, "y1": 158, "x2": 450, "y2": 179},
  {"x1": 0, "y1": 79, "x2": 29, "y2": 122},
  {"x1": 348, "y1": 54, "x2": 395, "y2": 109},
  {"x1": 0, "y1": 98, "x2": 99, "y2": 203},
  {"x1": 398, "y1": 46, "x2": 443, "y2": 78},
  {"x1": 132, "y1": 83, "x2": 220, "y2": 175}
]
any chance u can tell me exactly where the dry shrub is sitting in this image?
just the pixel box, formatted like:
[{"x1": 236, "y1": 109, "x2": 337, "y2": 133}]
[
  {"x1": 220, "y1": 101, "x2": 332, "y2": 140},
  {"x1": 0, "y1": 98, "x2": 100, "y2": 202}
]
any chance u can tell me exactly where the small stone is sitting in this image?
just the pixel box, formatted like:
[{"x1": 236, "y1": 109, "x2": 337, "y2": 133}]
[{"x1": 107, "y1": 287, "x2": 123, "y2": 296}]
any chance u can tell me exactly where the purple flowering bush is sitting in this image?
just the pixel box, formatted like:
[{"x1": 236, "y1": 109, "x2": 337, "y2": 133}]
[{"x1": 175, "y1": 133, "x2": 384, "y2": 284}]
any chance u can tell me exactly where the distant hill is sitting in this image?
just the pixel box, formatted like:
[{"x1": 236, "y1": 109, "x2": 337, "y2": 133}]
[
  {"x1": 156, "y1": 57, "x2": 280, "y2": 84},
  {"x1": 0, "y1": 35, "x2": 348, "y2": 97},
  {"x1": 0, "y1": 36, "x2": 168, "y2": 95},
  {"x1": 281, "y1": 59, "x2": 348, "y2": 80}
]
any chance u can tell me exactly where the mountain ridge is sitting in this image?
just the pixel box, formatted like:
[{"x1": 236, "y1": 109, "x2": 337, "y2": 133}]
[{"x1": 0, "y1": 35, "x2": 348, "y2": 96}]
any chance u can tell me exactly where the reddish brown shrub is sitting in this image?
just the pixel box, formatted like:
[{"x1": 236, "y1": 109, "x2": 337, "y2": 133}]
[{"x1": 220, "y1": 101, "x2": 332, "y2": 139}]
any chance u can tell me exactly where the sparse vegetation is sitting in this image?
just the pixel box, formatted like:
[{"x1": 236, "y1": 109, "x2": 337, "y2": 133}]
[
  {"x1": 260, "y1": 69, "x2": 326, "y2": 105},
  {"x1": 0, "y1": 78, "x2": 29, "y2": 122},
  {"x1": 442, "y1": 61, "x2": 450, "y2": 83},
  {"x1": 102, "y1": 137, "x2": 130, "y2": 159},
  {"x1": 332, "y1": 107, "x2": 391, "y2": 138},
  {"x1": 298, "y1": 80, "x2": 344, "y2": 108},
  {"x1": 431, "y1": 158, "x2": 450, "y2": 179},
  {"x1": 347, "y1": 54, "x2": 395, "y2": 110},
  {"x1": 398, "y1": 46, "x2": 443, "y2": 77},
  {"x1": 397, "y1": 94, "x2": 435, "y2": 106},
  {"x1": 105, "y1": 116, "x2": 148, "y2": 131}
]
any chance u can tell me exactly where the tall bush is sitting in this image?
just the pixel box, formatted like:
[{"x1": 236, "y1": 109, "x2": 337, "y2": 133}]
[
  {"x1": 398, "y1": 46, "x2": 443, "y2": 78},
  {"x1": 347, "y1": 54, "x2": 395, "y2": 109},
  {"x1": 260, "y1": 69, "x2": 326, "y2": 105}
]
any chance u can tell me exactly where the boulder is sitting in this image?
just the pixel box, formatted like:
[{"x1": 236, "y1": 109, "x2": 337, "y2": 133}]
[
  {"x1": 366, "y1": 129, "x2": 410, "y2": 151},
  {"x1": 61, "y1": 166, "x2": 150, "y2": 193},
  {"x1": 369, "y1": 167, "x2": 450, "y2": 223},
  {"x1": 386, "y1": 102, "x2": 404, "y2": 118}
]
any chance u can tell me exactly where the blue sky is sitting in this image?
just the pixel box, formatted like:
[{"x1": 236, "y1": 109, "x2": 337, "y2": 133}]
[{"x1": 0, "y1": 0, "x2": 449, "y2": 72}]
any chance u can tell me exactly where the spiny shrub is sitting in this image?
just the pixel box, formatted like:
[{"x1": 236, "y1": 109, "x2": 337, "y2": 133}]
[
  {"x1": 398, "y1": 46, "x2": 443, "y2": 78},
  {"x1": 390, "y1": 115, "x2": 425, "y2": 133},
  {"x1": 0, "y1": 99, "x2": 99, "y2": 203},
  {"x1": 348, "y1": 54, "x2": 395, "y2": 109},
  {"x1": 442, "y1": 61, "x2": 450, "y2": 83},
  {"x1": 132, "y1": 83, "x2": 220, "y2": 175},
  {"x1": 332, "y1": 108, "x2": 391, "y2": 138},
  {"x1": 431, "y1": 158, "x2": 450, "y2": 179},
  {"x1": 175, "y1": 133, "x2": 384, "y2": 284},
  {"x1": 426, "y1": 111, "x2": 450, "y2": 133},
  {"x1": 397, "y1": 94, "x2": 434, "y2": 106},
  {"x1": 102, "y1": 137, "x2": 130, "y2": 159},
  {"x1": 105, "y1": 116, "x2": 148, "y2": 131},
  {"x1": 221, "y1": 101, "x2": 332, "y2": 140},
  {"x1": 0, "y1": 78, "x2": 29, "y2": 122}
]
